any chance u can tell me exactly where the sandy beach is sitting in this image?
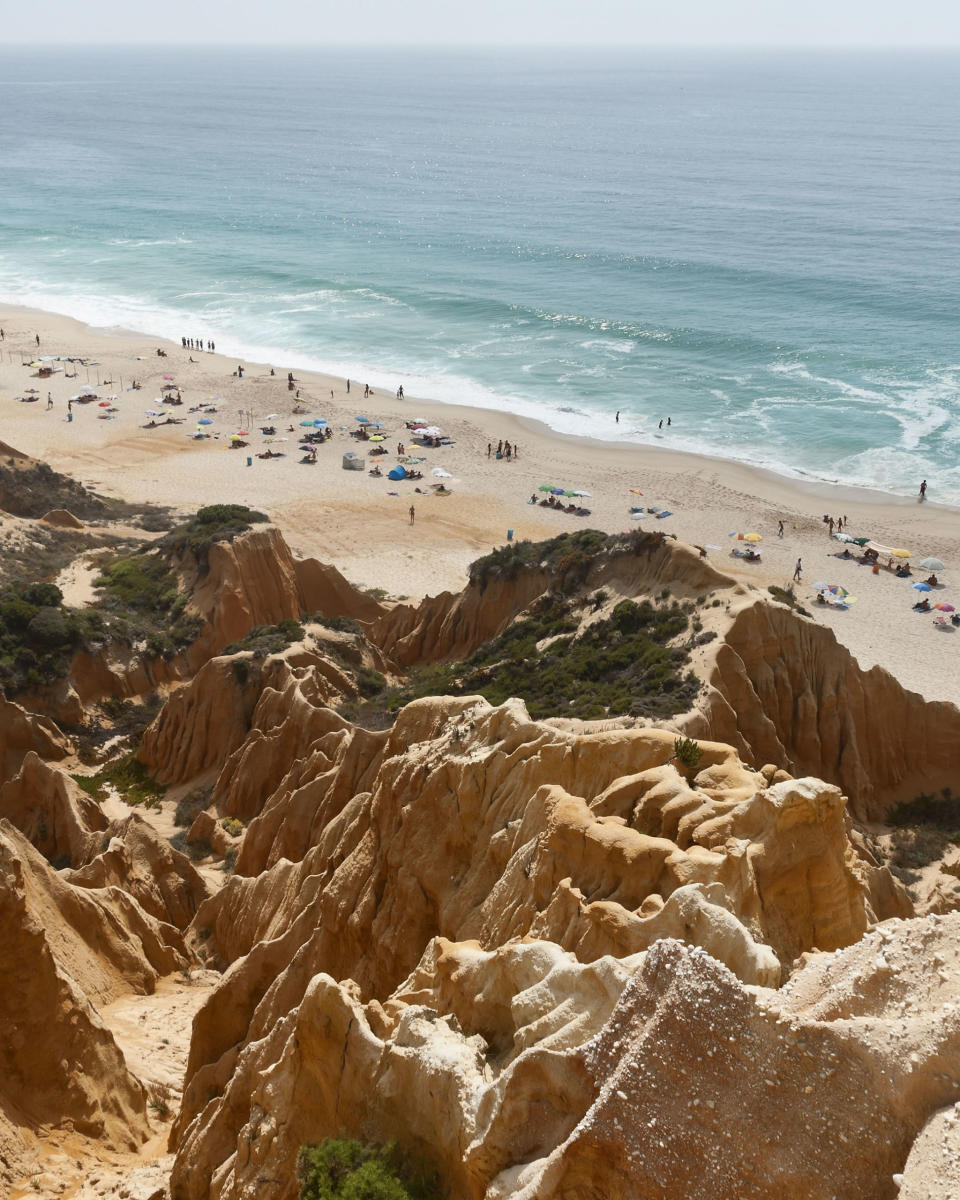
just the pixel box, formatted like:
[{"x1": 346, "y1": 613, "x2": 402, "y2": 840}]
[{"x1": 2, "y1": 304, "x2": 959, "y2": 707}]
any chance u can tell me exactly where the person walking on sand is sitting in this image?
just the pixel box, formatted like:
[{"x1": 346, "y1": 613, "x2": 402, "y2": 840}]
[
  {"x1": 793, "y1": 557, "x2": 802, "y2": 583},
  {"x1": 828, "y1": 517, "x2": 834, "y2": 536},
  {"x1": 409, "y1": 504, "x2": 415, "y2": 526},
  {"x1": 778, "y1": 520, "x2": 784, "y2": 537},
  {"x1": 920, "y1": 479, "x2": 927, "y2": 500},
  {"x1": 46, "y1": 393, "x2": 52, "y2": 410}
]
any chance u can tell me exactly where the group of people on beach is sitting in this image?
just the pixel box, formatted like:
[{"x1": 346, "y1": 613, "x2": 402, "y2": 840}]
[
  {"x1": 181, "y1": 337, "x2": 214, "y2": 352},
  {"x1": 487, "y1": 439, "x2": 518, "y2": 460}
]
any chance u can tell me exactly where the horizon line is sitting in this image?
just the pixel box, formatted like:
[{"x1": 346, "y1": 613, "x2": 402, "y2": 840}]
[{"x1": 2, "y1": 41, "x2": 960, "y2": 50}]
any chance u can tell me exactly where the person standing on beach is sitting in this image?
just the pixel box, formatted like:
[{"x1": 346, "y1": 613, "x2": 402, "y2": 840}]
[
  {"x1": 828, "y1": 517, "x2": 834, "y2": 536},
  {"x1": 920, "y1": 479, "x2": 927, "y2": 500},
  {"x1": 793, "y1": 557, "x2": 802, "y2": 582},
  {"x1": 46, "y1": 393, "x2": 52, "y2": 410},
  {"x1": 409, "y1": 504, "x2": 415, "y2": 526},
  {"x1": 0, "y1": 328, "x2": 4, "y2": 340},
  {"x1": 35, "y1": 334, "x2": 40, "y2": 348},
  {"x1": 346, "y1": 379, "x2": 350, "y2": 393},
  {"x1": 778, "y1": 520, "x2": 784, "y2": 537}
]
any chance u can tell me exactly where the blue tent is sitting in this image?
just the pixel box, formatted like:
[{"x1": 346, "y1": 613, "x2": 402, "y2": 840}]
[{"x1": 388, "y1": 465, "x2": 406, "y2": 481}]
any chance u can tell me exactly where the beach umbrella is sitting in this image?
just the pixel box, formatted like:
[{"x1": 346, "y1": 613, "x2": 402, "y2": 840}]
[
  {"x1": 431, "y1": 467, "x2": 452, "y2": 478},
  {"x1": 743, "y1": 533, "x2": 763, "y2": 543},
  {"x1": 538, "y1": 484, "x2": 555, "y2": 492},
  {"x1": 98, "y1": 401, "x2": 111, "y2": 407},
  {"x1": 198, "y1": 418, "x2": 213, "y2": 425},
  {"x1": 629, "y1": 488, "x2": 644, "y2": 496},
  {"x1": 551, "y1": 487, "x2": 566, "y2": 495},
  {"x1": 369, "y1": 435, "x2": 385, "y2": 442},
  {"x1": 265, "y1": 413, "x2": 279, "y2": 419},
  {"x1": 24, "y1": 387, "x2": 40, "y2": 395},
  {"x1": 163, "y1": 373, "x2": 174, "y2": 380},
  {"x1": 229, "y1": 434, "x2": 243, "y2": 441},
  {"x1": 812, "y1": 581, "x2": 831, "y2": 591},
  {"x1": 828, "y1": 585, "x2": 851, "y2": 598},
  {"x1": 913, "y1": 582, "x2": 932, "y2": 592},
  {"x1": 572, "y1": 490, "x2": 592, "y2": 498},
  {"x1": 834, "y1": 532, "x2": 856, "y2": 543},
  {"x1": 355, "y1": 416, "x2": 371, "y2": 424},
  {"x1": 935, "y1": 603, "x2": 956, "y2": 612},
  {"x1": 299, "y1": 420, "x2": 314, "y2": 427},
  {"x1": 313, "y1": 418, "x2": 327, "y2": 426},
  {"x1": 630, "y1": 512, "x2": 645, "y2": 520},
  {"x1": 892, "y1": 549, "x2": 912, "y2": 558},
  {"x1": 919, "y1": 557, "x2": 946, "y2": 570},
  {"x1": 237, "y1": 430, "x2": 249, "y2": 436}
]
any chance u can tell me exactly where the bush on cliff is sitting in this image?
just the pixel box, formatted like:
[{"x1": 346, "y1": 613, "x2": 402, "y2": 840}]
[
  {"x1": 160, "y1": 504, "x2": 268, "y2": 566},
  {"x1": 298, "y1": 1138, "x2": 440, "y2": 1200},
  {"x1": 381, "y1": 596, "x2": 698, "y2": 721}
]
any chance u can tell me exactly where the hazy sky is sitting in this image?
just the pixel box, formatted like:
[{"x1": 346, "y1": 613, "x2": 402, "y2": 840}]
[{"x1": 3, "y1": 0, "x2": 959, "y2": 46}]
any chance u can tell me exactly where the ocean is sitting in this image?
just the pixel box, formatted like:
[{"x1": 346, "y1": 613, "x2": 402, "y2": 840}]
[{"x1": 2, "y1": 46, "x2": 959, "y2": 500}]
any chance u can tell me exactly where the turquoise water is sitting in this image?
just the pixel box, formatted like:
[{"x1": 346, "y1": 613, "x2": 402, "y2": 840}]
[{"x1": 2, "y1": 47, "x2": 959, "y2": 498}]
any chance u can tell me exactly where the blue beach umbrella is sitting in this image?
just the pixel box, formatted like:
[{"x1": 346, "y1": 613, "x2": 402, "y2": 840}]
[
  {"x1": 355, "y1": 415, "x2": 371, "y2": 424},
  {"x1": 913, "y1": 582, "x2": 932, "y2": 592},
  {"x1": 313, "y1": 418, "x2": 327, "y2": 426},
  {"x1": 198, "y1": 418, "x2": 213, "y2": 425}
]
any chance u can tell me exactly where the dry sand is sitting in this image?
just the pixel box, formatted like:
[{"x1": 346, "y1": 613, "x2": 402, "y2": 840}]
[{"x1": 3, "y1": 304, "x2": 959, "y2": 706}]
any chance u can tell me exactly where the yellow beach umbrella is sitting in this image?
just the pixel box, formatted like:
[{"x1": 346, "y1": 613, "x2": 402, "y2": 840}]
[
  {"x1": 891, "y1": 549, "x2": 912, "y2": 558},
  {"x1": 743, "y1": 532, "x2": 763, "y2": 543}
]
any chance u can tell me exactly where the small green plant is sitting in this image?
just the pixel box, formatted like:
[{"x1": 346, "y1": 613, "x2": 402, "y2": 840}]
[
  {"x1": 364, "y1": 586, "x2": 389, "y2": 600},
  {"x1": 222, "y1": 620, "x2": 304, "y2": 657},
  {"x1": 356, "y1": 667, "x2": 387, "y2": 698},
  {"x1": 160, "y1": 504, "x2": 268, "y2": 567},
  {"x1": 222, "y1": 846, "x2": 239, "y2": 874},
  {"x1": 673, "y1": 736, "x2": 703, "y2": 771},
  {"x1": 312, "y1": 614, "x2": 363, "y2": 635},
  {"x1": 220, "y1": 816, "x2": 244, "y2": 838},
  {"x1": 298, "y1": 1138, "x2": 440, "y2": 1200},
  {"x1": 148, "y1": 1096, "x2": 171, "y2": 1120},
  {"x1": 174, "y1": 787, "x2": 211, "y2": 827}
]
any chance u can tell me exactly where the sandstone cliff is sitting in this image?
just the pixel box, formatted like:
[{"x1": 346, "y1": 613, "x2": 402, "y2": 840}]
[
  {"x1": 166, "y1": 691, "x2": 913, "y2": 1198},
  {"x1": 0, "y1": 754, "x2": 208, "y2": 930},
  {"x1": 0, "y1": 822, "x2": 158, "y2": 1186},
  {"x1": 687, "y1": 597, "x2": 960, "y2": 822},
  {"x1": 170, "y1": 913, "x2": 960, "y2": 1200}
]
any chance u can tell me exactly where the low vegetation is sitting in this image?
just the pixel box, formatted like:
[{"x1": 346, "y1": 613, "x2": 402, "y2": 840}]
[
  {"x1": 377, "y1": 595, "x2": 698, "y2": 721},
  {"x1": 160, "y1": 503, "x2": 268, "y2": 567},
  {"x1": 0, "y1": 581, "x2": 106, "y2": 693},
  {"x1": 298, "y1": 1138, "x2": 440, "y2": 1200},
  {"x1": 71, "y1": 754, "x2": 165, "y2": 809},
  {"x1": 223, "y1": 619, "x2": 305, "y2": 657}
]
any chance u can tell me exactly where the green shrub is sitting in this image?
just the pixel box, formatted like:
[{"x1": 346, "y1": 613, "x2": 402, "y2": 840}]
[
  {"x1": 21, "y1": 582, "x2": 64, "y2": 608},
  {"x1": 356, "y1": 667, "x2": 387, "y2": 698},
  {"x1": 673, "y1": 736, "x2": 703, "y2": 771},
  {"x1": 220, "y1": 817, "x2": 244, "y2": 838},
  {"x1": 78, "y1": 754, "x2": 166, "y2": 808},
  {"x1": 175, "y1": 787, "x2": 211, "y2": 827},
  {"x1": 298, "y1": 1138, "x2": 440, "y2": 1200},
  {"x1": 889, "y1": 788, "x2": 960, "y2": 830},
  {"x1": 313, "y1": 615, "x2": 363, "y2": 635},
  {"x1": 382, "y1": 597, "x2": 697, "y2": 722},
  {"x1": 223, "y1": 620, "x2": 304, "y2": 657},
  {"x1": 160, "y1": 504, "x2": 268, "y2": 567}
]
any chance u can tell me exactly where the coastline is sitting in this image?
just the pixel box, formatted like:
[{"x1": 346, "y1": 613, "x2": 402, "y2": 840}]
[{"x1": 3, "y1": 301, "x2": 959, "y2": 707}]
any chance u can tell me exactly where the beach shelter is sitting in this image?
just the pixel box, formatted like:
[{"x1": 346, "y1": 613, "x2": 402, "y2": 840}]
[
  {"x1": 387, "y1": 465, "x2": 406, "y2": 480},
  {"x1": 342, "y1": 452, "x2": 364, "y2": 471}
]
